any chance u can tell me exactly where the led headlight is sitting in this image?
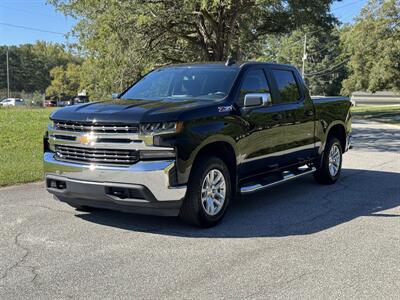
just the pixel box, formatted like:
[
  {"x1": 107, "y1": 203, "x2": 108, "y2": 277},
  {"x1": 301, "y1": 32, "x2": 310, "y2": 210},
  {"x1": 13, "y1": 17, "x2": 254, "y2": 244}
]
[
  {"x1": 139, "y1": 149, "x2": 176, "y2": 160},
  {"x1": 140, "y1": 122, "x2": 183, "y2": 135}
]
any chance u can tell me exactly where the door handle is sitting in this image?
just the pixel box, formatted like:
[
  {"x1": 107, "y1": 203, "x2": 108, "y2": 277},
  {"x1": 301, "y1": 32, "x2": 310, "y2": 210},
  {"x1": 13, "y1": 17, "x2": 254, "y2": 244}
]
[
  {"x1": 273, "y1": 114, "x2": 283, "y2": 121},
  {"x1": 305, "y1": 110, "x2": 314, "y2": 117}
]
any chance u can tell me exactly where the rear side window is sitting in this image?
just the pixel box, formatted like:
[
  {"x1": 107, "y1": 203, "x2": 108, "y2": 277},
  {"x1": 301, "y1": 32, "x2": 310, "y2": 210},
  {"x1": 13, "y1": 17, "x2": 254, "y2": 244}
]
[
  {"x1": 271, "y1": 70, "x2": 301, "y2": 103},
  {"x1": 239, "y1": 69, "x2": 270, "y2": 103}
]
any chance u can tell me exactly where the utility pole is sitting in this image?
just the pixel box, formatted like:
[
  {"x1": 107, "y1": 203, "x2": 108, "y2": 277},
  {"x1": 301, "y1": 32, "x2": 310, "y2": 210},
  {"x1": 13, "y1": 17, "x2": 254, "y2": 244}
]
[
  {"x1": 302, "y1": 34, "x2": 307, "y2": 78},
  {"x1": 6, "y1": 47, "x2": 10, "y2": 98}
]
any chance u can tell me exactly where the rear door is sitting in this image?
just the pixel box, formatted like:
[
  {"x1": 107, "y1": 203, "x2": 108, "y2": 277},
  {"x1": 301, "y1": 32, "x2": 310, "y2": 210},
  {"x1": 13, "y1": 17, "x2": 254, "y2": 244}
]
[{"x1": 268, "y1": 66, "x2": 317, "y2": 166}]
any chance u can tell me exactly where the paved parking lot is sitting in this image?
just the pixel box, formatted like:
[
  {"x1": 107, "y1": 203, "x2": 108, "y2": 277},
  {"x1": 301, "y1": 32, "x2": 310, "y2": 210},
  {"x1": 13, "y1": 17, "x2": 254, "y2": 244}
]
[{"x1": 0, "y1": 119, "x2": 399, "y2": 299}]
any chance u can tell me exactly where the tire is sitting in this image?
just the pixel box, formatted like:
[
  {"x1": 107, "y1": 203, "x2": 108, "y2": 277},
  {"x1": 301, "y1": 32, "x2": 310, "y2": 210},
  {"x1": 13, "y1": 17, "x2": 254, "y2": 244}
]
[
  {"x1": 179, "y1": 157, "x2": 232, "y2": 227},
  {"x1": 314, "y1": 137, "x2": 343, "y2": 185}
]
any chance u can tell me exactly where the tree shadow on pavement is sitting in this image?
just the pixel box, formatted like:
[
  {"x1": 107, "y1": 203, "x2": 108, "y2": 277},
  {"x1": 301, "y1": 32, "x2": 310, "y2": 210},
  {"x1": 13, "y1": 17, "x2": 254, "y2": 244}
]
[
  {"x1": 77, "y1": 168, "x2": 400, "y2": 238},
  {"x1": 352, "y1": 120, "x2": 400, "y2": 152}
]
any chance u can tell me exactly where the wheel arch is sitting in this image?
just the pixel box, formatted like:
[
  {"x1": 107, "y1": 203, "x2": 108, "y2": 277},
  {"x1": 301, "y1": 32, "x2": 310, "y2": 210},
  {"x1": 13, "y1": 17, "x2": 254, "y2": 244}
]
[
  {"x1": 190, "y1": 139, "x2": 238, "y2": 195},
  {"x1": 326, "y1": 123, "x2": 347, "y2": 152},
  {"x1": 316, "y1": 121, "x2": 347, "y2": 169}
]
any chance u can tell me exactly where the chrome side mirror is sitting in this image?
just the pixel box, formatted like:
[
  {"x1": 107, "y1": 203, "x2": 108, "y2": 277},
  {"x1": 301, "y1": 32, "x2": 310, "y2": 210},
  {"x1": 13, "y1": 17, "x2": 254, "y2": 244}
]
[
  {"x1": 112, "y1": 93, "x2": 120, "y2": 99},
  {"x1": 244, "y1": 93, "x2": 271, "y2": 108}
]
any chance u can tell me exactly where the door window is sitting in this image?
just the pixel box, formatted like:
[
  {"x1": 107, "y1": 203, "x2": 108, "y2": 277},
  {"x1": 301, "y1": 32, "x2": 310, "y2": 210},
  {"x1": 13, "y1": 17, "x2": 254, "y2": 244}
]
[
  {"x1": 239, "y1": 69, "x2": 270, "y2": 104},
  {"x1": 271, "y1": 70, "x2": 301, "y2": 103}
]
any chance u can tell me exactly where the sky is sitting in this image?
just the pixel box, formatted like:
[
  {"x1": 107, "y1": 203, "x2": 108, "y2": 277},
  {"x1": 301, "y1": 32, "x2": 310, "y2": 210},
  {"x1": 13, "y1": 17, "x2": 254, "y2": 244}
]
[{"x1": 0, "y1": 0, "x2": 368, "y2": 46}]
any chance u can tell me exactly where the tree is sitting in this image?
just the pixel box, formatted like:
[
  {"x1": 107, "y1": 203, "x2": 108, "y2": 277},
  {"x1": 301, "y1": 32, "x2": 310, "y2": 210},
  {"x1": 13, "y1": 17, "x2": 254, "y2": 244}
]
[
  {"x1": 0, "y1": 42, "x2": 81, "y2": 95},
  {"x1": 49, "y1": 0, "x2": 339, "y2": 98},
  {"x1": 259, "y1": 26, "x2": 347, "y2": 95},
  {"x1": 46, "y1": 63, "x2": 82, "y2": 98},
  {"x1": 341, "y1": 0, "x2": 400, "y2": 95}
]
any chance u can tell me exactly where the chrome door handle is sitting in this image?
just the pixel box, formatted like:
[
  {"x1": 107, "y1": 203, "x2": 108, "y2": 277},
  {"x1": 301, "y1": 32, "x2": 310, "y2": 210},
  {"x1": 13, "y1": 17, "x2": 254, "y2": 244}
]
[{"x1": 305, "y1": 110, "x2": 314, "y2": 117}]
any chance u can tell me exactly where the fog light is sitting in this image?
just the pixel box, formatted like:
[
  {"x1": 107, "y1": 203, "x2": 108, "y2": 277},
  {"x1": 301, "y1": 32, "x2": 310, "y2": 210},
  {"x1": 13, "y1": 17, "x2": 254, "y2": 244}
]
[
  {"x1": 49, "y1": 180, "x2": 57, "y2": 188},
  {"x1": 47, "y1": 179, "x2": 66, "y2": 190}
]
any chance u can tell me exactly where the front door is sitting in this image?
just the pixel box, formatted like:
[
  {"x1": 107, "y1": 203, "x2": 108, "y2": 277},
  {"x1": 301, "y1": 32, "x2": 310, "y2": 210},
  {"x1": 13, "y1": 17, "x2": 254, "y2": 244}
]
[{"x1": 237, "y1": 68, "x2": 289, "y2": 179}]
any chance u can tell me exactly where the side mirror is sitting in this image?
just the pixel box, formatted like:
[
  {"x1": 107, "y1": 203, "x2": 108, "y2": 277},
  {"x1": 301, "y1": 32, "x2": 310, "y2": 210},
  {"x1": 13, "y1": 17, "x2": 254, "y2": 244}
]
[
  {"x1": 244, "y1": 93, "x2": 271, "y2": 108},
  {"x1": 112, "y1": 93, "x2": 120, "y2": 99}
]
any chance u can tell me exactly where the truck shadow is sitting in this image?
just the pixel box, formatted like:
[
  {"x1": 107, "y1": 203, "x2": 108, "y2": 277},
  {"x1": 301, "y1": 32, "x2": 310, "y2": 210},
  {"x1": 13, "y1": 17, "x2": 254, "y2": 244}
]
[{"x1": 77, "y1": 168, "x2": 400, "y2": 238}]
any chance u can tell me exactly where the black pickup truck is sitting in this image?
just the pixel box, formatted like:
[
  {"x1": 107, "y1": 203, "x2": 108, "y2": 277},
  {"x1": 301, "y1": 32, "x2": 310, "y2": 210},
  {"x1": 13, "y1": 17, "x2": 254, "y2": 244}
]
[{"x1": 44, "y1": 61, "x2": 351, "y2": 227}]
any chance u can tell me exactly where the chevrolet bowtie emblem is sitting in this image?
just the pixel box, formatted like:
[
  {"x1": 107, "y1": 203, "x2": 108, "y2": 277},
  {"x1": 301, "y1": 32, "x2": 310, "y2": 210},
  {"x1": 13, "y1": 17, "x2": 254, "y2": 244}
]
[{"x1": 76, "y1": 134, "x2": 97, "y2": 145}]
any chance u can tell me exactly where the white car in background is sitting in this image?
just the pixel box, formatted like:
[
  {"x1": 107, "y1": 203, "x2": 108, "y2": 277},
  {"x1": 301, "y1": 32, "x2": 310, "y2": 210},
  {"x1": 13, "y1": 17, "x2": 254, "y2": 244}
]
[{"x1": 0, "y1": 98, "x2": 25, "y2": 107}]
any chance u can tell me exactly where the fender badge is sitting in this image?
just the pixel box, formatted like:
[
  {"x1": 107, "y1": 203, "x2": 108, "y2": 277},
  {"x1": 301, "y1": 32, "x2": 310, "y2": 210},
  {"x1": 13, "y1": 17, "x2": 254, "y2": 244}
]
[{"x1": 218, "y1": 105, "x2": 233, "y2": 113}]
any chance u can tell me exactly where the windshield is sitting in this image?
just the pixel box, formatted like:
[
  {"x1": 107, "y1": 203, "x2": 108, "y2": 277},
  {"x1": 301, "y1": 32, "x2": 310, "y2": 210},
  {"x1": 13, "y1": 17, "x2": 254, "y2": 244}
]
[{"x1": 121, "y1": 67, "x2": 238, "y2": 101}]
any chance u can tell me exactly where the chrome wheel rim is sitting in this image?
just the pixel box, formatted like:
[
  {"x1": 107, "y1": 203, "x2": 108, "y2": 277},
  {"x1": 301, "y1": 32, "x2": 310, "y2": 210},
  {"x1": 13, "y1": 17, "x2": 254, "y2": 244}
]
[
  {"x1": 201, "y1": 169, "x2": 226, "y2": 216},
  {"x1": 328, "y1": 144, "x2": 341, "y2": 177}
]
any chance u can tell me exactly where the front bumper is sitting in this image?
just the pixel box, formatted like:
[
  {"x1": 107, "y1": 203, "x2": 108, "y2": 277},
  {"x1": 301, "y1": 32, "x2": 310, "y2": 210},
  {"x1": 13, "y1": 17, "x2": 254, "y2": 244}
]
[{"x1": 44, "y1": 152, "x2": 187, "y2": 216}]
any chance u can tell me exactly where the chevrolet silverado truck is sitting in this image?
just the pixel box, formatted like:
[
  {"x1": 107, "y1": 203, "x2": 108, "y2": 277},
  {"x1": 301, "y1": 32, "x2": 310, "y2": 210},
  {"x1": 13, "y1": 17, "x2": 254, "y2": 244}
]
[{"x1": 44, "y1": 61, "x2": 351, "y2": 227}]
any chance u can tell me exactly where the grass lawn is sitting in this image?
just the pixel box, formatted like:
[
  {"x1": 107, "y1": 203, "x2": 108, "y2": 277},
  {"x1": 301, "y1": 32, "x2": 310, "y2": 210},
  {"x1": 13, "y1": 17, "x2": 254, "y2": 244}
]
[
  {"x1": 352, "y1": 105, "x2": 400, "y2": 125},
  {"x1": 0, "y1": 107, "x2": 55, "y2": 187}
]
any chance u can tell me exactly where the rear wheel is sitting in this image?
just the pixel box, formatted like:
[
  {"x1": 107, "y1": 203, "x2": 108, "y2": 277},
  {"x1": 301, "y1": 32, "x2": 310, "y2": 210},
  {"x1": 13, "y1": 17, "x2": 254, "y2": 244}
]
[
  {"x1": 179, "y1": 157, "x2": 231, "y2": 227},
  {"x1": 314, "y1": 137, "x2": 343, "y2": 185}
]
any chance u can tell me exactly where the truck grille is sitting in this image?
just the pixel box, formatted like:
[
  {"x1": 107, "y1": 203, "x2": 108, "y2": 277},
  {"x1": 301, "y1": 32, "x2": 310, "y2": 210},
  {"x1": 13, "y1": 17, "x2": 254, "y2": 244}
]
[
  {"x1": 53, "y1": 120, "x2": 139, "y2": 133},
  {"x1": 55, "y1": 145, "x2": 139, "y2": 165}
]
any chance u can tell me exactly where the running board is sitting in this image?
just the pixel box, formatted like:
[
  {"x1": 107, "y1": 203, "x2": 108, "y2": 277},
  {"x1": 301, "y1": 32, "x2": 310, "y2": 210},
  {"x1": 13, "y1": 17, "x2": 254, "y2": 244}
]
[{"x1": 240, "y1": 166, "x2": 316, "y2": 194}]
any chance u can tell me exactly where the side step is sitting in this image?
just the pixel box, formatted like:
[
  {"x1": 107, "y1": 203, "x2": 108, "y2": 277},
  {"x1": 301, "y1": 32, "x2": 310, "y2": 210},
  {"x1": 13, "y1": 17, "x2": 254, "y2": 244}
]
[{"x1": 240, "y1": 165, "x2": 316, "y2": 194}]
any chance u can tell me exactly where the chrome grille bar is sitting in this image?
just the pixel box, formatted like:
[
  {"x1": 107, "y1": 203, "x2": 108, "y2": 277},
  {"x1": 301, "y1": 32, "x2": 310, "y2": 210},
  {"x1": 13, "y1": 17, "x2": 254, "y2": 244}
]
[
  {"x1": 53, "y1": 120, "x2": 139, "y2": 133},
  {"x1": 55, "y1": 145, "x2": 138, "y2": 165}
]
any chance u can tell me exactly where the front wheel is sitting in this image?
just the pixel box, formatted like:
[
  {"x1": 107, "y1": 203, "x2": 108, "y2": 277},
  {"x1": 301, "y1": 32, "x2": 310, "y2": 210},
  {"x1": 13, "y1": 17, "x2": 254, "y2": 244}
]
[
  {"x1": 179, "y1": 157, "x2": 231, "y2": 227},
  {"x1": 314, "y1": 137, "x2": 343, "y2": 185}
]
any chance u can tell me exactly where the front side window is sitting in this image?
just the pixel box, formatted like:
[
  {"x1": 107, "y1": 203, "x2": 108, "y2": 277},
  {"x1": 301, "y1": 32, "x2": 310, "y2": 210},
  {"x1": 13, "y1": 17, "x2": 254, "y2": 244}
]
[
  {"x1": 121, "y1": 67, "x2": 238, "y2": 101},
  {"x1": 271, "y1": 70, "x2": 301, "y2": 103},
  {"x1": 239, "y1": 69, "x2": 270, "y2": 104}
]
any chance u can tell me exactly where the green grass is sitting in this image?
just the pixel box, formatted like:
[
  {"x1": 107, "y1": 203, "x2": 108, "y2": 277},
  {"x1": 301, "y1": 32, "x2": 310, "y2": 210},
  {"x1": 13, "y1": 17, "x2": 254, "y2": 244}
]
[
  {"x1": 352, "y1": 105, "x2": 400, "y2": 125},
  {"x1": 0, "y1": 107, "x2": 55, "y2": 187}
]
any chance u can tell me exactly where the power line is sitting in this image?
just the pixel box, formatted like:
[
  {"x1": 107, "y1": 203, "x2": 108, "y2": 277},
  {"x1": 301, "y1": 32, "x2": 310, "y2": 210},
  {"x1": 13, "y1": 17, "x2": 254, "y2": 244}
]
[
  {"x1": 307, "y1": 44, "x2": 334, "y2": 55},
  {"x1": 300, "y1": 2, "x2": 366, "y2": 75},
  {"x1": 305, "y1": 58, "x2": 350, "y2": 77},
  {"x1": 279, "y1": 0, "x2": 366, "y2": 46},
  {"x1": 274, "y1": 2, "x2": 365, "y2": 75},
  {"x1": 0, "y1": 22, "x2": 65, "y2": 35}
]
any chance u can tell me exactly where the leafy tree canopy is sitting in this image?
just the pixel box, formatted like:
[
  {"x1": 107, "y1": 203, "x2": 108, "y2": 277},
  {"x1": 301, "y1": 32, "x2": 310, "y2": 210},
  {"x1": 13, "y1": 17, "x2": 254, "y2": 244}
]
[
  {"x1": 0, "y1": 42, "x2": 81, "y2": 94},
  {"x1": 46, "y1": 63, "x2": 82, "y2": 98},
  {"x1": 49, "y1": 0, "x2": 339, "y2": 98},
  {"x1": 341, "y1": 0, "x2": 400, "y2": 94},
  {"x1": 259, "y1": 25, "x2": 347, "y2": 95}
]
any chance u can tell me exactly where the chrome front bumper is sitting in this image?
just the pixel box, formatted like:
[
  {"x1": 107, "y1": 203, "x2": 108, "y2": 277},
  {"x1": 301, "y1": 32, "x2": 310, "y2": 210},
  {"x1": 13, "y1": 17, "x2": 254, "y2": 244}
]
[{"x1": 44, "y1": 152, "x2": 187, "y2": 215}]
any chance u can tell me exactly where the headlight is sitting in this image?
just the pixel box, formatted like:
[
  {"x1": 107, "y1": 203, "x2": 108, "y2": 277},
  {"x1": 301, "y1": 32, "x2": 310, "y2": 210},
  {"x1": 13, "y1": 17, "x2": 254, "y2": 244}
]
[
  {"x1": 139, "y1": 149, "x2": 176, "y2": 160},
  {"x1": 140, "y1": 122, "x2": 183, "y2": 135}
]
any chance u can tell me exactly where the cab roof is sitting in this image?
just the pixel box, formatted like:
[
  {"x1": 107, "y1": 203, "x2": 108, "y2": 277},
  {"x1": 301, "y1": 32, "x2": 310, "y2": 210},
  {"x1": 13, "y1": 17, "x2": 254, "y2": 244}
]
[{"x1": 158, "y1": 61, "x2": 294, "y2": 70}]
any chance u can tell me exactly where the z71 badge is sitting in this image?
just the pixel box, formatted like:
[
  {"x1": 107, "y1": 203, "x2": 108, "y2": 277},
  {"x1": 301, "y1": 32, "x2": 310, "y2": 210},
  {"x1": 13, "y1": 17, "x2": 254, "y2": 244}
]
[{"x1": 218, "y1": 105, "x2": 233, "y2": 113}]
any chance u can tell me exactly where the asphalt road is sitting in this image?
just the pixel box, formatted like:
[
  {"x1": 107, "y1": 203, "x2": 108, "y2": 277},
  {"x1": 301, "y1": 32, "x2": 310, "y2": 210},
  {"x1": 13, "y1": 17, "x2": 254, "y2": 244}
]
[{"x1": 1, "y1": 119, "x2": 399, "y2": 299}]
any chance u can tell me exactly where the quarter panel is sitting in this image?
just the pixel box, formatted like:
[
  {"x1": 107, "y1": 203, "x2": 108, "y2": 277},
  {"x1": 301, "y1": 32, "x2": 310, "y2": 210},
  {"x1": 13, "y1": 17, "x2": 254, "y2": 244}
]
[{"x1": 313, "y1": 98, "x2": 352, "y2": 154}]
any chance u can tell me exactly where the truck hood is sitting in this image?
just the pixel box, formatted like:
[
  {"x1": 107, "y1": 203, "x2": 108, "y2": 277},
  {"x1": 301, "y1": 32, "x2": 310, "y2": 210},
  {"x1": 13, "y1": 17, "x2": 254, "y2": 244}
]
[{"x1": 50, "y1": 98, "x2": 217, "y2": 123}]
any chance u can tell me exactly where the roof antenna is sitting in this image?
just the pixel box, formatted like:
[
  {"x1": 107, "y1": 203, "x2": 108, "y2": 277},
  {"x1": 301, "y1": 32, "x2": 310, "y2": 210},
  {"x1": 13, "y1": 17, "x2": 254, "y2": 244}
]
[{"x1": 225, "y1": 56, "x2": 235, "y2": 66}]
